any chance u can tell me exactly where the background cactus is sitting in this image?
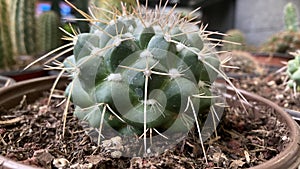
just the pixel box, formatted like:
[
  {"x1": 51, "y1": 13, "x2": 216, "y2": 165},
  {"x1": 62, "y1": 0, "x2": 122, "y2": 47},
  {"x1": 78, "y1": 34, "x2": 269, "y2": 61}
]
[
  {"x1": 261, "y1": 2, "x2": 300, "y2": 54},
  {"x1": 51, "y1": 0, "x2": 61, "y2": 17},
  {"x1": 91, "y1": 0, "x2": 137, "y2": 19},
  {"x1": 0, "y1": 0, "x2": 15, "y2": 68},
  {"x1": 260, "y1": 31, "x2": 300, "y2": 54},
  {"x1": 284, "y1": 2, "x2": 298, "y2": 32},
  {"x1": 37, "y1": 11, "x2": 62, "y2": 53},
  {"x1": 221, "y1": 29, "x2": 245, "y2": 51},
  {"x1": 220, "y1": 51, "x2": 263, "y2": 75},
  {"x1": 11, "y1": 0, "x2": 37, "y2": 56},
  {"x1": 57, "y1": 2, "x2": 225, "y2": 156},
  {"x1": 287, "y1": 51, "x2": 300, "y2": 92},
  {"x1": 72, "y1": 0, "x2": 90, "y2": 33}
]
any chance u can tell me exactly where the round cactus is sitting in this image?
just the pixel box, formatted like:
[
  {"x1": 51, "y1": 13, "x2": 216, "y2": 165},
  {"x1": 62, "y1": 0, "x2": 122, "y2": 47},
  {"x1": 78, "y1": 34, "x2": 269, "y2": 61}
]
[
  {"x1": 220, "y1": 51, "x2": 263, "y2": 75},
  {"x1": 287, "y1": 51, "x2": 300, "y2": 91},
  {"x1": 222, "y1": 29, "x2": 245, "y2": 51},
  {"x1": 66, "y1": 18, "x2": 219, "y2": 129},
  {"x1": 52, "y1": 2, "x2": 228, "y2": 156}
]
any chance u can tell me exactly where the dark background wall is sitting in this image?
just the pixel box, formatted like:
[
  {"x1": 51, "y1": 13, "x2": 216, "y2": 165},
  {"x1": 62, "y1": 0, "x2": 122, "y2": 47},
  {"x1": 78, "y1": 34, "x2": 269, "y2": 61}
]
[{"x1": 200, "y1": 0, "x2": 236, "y2": 40}]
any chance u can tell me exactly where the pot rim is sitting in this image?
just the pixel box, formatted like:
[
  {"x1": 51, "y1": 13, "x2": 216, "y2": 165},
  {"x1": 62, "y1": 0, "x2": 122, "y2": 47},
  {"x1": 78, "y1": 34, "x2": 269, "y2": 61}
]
[
  {"x1": 0, "y1": 75, "x2": 16, "y2": 88},
  {"x1": 0, "y1": 76, "x2": 299, "y2": 169},
  {"x1": 251, "y1": 52, "x2": 294, "y2": 59},
  {"x1": 0, "y1": 68, "x2": 48, "y2": 82}
]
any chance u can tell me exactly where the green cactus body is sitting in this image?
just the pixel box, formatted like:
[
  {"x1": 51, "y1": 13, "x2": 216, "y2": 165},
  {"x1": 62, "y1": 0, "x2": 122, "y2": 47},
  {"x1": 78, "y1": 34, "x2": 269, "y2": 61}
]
[
  {"x1": 222, "y1": 29, "x2": 245, "y2": 51},
  {"x1": 12, "y1": 0, "x2": 37, "y2": 55},
  {"x1": 0, "y1": 0, "x2": 15, "y2": 68},
  {"x1": 284, "y1": 2, "x2": 298, "y2": 32},
  {"x1": 287, "y1": 53, "x2": 300, "y2": 91},
  {"x1": 59, "y1": 3, "x2": 224, "y2": 155},
  {"x1": 37, "y1": 11, "x2": 61, "y2": 53}
]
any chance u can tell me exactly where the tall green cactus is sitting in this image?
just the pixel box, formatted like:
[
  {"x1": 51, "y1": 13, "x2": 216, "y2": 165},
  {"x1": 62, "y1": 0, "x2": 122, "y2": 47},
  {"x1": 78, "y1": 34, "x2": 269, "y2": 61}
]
[
  {"x1": 0, "y1": 0, "x2": 15, "y2": 68},
  {"x1": 11, "y1": 0, "x2": 37, "y2": 56},
  {"x1": 287, "y1": 52, "x2": 300, "y2": 92},
  {"x1": 37, "y1": 11, "x2": 61, "y2": 53},
  {"x1": 284, "y1": 2, "x2": 298, "y2": 32}
]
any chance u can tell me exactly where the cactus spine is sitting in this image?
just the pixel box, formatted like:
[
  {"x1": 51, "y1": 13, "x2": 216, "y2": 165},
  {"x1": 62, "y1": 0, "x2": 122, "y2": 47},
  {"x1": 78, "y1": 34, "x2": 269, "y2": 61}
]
[
  {"x1": 37, "y1": 11, "x2": 61, "y2": 53},
  {"x1": 0, "y1": 0, "x2": 15, "y2": 68},
  {"x1": 11, "y1": 0, "x2": 37, "y2": 56}
]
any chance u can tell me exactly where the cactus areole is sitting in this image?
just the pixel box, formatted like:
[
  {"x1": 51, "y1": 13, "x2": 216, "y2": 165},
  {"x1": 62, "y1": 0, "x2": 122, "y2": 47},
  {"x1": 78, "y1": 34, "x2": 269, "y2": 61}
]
[{"x1": 62, "y1": 3, "x2": 223, "y2": 155}]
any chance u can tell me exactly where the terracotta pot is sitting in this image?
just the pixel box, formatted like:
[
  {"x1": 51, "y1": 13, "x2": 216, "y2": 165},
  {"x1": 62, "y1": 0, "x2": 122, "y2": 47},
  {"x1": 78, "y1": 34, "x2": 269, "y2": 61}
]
[
  {"x1": 225, "y1": 85, "x2": 300, "y2": 169},
  {"x1": 0, "y1": 156, "x2": 41, "y2": 169},
  {"x1": 224, "y1": 52, "x2": 294, "y2": 80},
  {"x1": 0, "y1": 51, "x2": 71, "y2": 82},
  {"x1": 0, "y1": 68, "x2": 48, "y2": 82},
  {"x1": 285, "y1": 108, "x2": 300, "y2": 123},
  {"x1": 0, "y1": 75, "x2": 15, "y2": 88},
  {"x1": 224, "y1": 73, "x2": 260, "y2": 80},
  {"x1": 251, "y1": 52, "x2": 294, "y2": 68},
  {"x1": 0, "y1": 76, "x2": 68, "y2": 110},
  {"x1": 0, "y1": 76, "x2": 299, "y2": 168}
]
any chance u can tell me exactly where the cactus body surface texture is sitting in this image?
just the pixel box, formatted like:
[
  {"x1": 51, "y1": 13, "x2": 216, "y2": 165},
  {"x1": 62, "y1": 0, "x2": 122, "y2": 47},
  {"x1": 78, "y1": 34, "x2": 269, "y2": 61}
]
[{"x1": 55, "y1": 2, "x2": 228, "y2": 157}]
